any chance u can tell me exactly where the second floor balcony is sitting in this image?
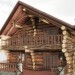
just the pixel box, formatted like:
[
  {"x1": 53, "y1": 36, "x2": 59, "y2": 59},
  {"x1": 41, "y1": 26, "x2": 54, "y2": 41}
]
[{"x1": 1, "y1": 35, "x2": 63, "y2": 50}]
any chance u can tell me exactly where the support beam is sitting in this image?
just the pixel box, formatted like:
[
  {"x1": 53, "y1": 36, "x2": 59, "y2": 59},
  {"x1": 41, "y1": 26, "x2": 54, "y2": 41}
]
[
  {"x1": 14, "y1": 24, "x2": 23, "y2": 28},
  {"x1": 0, "y1": 35, "x2": 11, "y2": 40},
  {"x1": 22, "y1": 7, "x2": 26, "y2": 11},
  {"x1": 41, "y1": 18, "x2": 49, "y2": 24},
  {"x1": 7, "y1": 24, "x2": 14, "y2": 35}
]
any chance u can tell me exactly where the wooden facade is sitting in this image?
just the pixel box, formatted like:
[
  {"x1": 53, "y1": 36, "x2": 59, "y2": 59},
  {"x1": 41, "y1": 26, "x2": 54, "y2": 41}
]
[{"x1": 0, "y1": 1, "x2": 75, "y2": 75}]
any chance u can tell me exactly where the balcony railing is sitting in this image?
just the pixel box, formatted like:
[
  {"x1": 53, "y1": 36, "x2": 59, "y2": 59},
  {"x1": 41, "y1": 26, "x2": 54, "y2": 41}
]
[
  {"x1": 1, "y1": 35, "x2": 62, "y2": 49},
  {"x1": 0, "y1": 63, "x2": 17, "y2": 72}
]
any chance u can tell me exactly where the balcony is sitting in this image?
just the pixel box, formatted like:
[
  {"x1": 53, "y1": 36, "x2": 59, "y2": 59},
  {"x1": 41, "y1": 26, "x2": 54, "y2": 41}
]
[
  {"x1": 1, "y1": 35, "x2": 62, "y2": 50},
  {"x1": 0, "y1": 63, "x2": 17, "y2": 72}
]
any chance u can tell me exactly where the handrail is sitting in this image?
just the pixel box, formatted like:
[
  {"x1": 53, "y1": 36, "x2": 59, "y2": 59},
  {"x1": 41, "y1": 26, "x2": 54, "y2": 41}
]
[
  {"x1": 0, "y1": 63, "x2": 17, "y2": 72},
  {"x1": 2, "y1": 35, "x2": 63, "y2": 47}
]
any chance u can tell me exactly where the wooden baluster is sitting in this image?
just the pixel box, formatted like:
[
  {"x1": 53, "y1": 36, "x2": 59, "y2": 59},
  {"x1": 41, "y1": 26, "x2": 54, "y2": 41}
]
[
  {"x1": 11, "y1": 38, "x2": 13, "y2": 46},
  {"x1": 52, "y1": 35, "x2": 54, "y2": 45},
  {"x1": 12, "y1": 63, "x2": 13, "y2": 72},
  {"x1": 49, "y1": 35, "x2": 51, "y2": 45},
  {"x1": 12, "y1": 38, "x2": 14, "y2": 46},
  {"x1": 0, "y1": 64, "x2": 1, "y2": 71},
  {"x1": 51, "y1": 35, "x2": 53, "y2": 45},
  {"x1": 10, "y1": 39, "x2": 12, "y2": 46},
  {"x1": 13, "y1": 63, "x2": 15, "y2": 72},
  {"x1": 54, "y1": 35, "x2": 56, "y2": 45},
  {"x1": 30, "y1": 36, "x2": 32, "y2": 46},
  {"x1": 23, "y1": 36, "x2": 25, "y2": 45},
  {"x1": 34, "y1": 36, "x2": 37, "y2": 46},
  {"x1": 19, "y1": 38, "x2": 21, "y2": 46},
  {"x1": 1, "y1": 63, "x2": 3, "y2": 71},
  {"x1": 3, "y1": 63, "x2": 4, "y2": 72},
  {"x1": 3, "y1": 63, "x2": 4, "y2": 71},
  {"x1": 47, "y1": 35, "x2": 49, "y2": 45},
  {"x1": 26, "y1": 35, "x2": 28, "y2": 46},
  {"x1": 31, "y1": 36, "x2": 33, "y2": 46},
  {"x1": 38, "y1": 36, "x2": 40, "y2": 46},
  {"x1": 4, "y1": 63, "x2": 5, "y2": 72},
  {"x1": 37, "y1": 36, "x2": 40, "y2": 46},
  {"x1": 42, "y1": 35, "x2": 44, "y2": 45},
  {"x1": 16, "y1": 37, "x2": 17, "y2": 46},
  {"x1": 0, "y1": 64, "x2": 1, "y2": 72},
  {"x1": 59, "y1": 35, "x2": 61, "y2": 44},
  {"x1": 29, "y1": 36, "x2": 31, "y2": 45},
  {"x1": 6, "y1": 39, "x2": 8, "y2": 46},
  {"x1": 6, "y1": 63, "x2": 7, "y2": 72},
  {"x1": 9, "y1": 39, "x2": 11, "y2": 46},
  {"x1": 10, "y1": 63, "x2": 11, "y2": 72},
  {"x1": 7, "y1": 39, "x2": 11, "y2": 46},
  {"x1": 18, "y1": 37, "x2": 20, "y2": 46},
  {"x1": 9, "y1": 63, "x2": 11, "y2": 72},
  {"x1": 39, "y1": 35, "x2": 40, "y2": 45},
  {"x1": 56, "y1": 35, "x2": 58, "y2": 44},
  {"x1": 14, "y1": 63, "x2": 16, "y2": 72},
  {"x1": 57, "y1": 35, "x2": 59, "y2": 44},
  {"x1": 44, "y1": 35, "x2": 46, "y2": 45}
]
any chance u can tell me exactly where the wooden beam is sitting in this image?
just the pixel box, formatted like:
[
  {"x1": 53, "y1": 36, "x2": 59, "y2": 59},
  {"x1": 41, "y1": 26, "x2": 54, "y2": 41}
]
[
  {"x1": 41, "y1": 18, "x2": 49, "y2": 24},
  {"x1": 22, "y1": 8, "x2": 26, "y2": 11},
  {"x1": 61, "y1": 26, "x2": 66, "y2": 30},
  {"x1": 63, "y1": 31, "x2": 69, "y2": 35},
  {"x1": 62, "y1": 49, "x2": 67, "y2": 52},
  {"x1": 15, "y1": 24, "x2": 23, "y2": 28},
  {"x1": 1, "y1": 35, "x2": 11, "y2": 40},
  {"x1": 66, "y1": 57, "x2": 73, "y2": 61},
  {"x1": 7, "y1": 24, "x2": 14, "y2": 35}
]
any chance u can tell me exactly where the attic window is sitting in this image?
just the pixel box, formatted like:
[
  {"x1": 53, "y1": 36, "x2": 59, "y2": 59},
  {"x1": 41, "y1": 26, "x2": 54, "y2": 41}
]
[{"x1": 43, "y1": 27, "x2": 59, "y2": 35}]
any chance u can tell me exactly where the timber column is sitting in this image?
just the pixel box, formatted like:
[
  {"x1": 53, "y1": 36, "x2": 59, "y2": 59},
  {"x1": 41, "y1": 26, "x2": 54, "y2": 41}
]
[{"x1": 61, "y1": 26, "x2": 73, "y2": 75}]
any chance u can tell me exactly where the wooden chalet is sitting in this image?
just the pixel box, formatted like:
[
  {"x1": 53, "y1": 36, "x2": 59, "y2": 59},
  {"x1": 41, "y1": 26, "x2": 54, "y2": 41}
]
[{"x1": 0, "y1": 1, "x2": 75, "y2": 75}]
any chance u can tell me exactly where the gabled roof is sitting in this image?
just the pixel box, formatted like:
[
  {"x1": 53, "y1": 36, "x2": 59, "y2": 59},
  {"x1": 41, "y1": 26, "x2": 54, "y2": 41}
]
[{"x1": 0, "y1": 1, "x2": 75, "y2": 35}]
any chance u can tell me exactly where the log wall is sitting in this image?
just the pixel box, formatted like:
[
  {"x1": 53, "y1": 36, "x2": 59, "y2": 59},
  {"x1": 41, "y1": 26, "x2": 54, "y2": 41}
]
[{"x1": 61, "y1": 26, "x2": 74, "y2": 75}]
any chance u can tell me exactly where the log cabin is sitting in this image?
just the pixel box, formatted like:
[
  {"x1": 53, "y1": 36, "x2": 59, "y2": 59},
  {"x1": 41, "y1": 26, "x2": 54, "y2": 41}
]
[{"x1": 0, "y1": 1, "x2": 75, "y2": 75}]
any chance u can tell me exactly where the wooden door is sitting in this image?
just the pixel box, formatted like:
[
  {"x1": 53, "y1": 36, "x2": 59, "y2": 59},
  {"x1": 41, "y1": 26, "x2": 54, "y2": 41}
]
[{"x1": 43, "y1": 52, "x2": 59, "y2": 75}]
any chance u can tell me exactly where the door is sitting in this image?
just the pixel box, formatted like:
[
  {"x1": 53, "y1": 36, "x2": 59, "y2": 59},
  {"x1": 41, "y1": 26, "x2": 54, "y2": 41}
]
[{"x1": 43, "y1": 52, "x2": 59, "y2": 75}]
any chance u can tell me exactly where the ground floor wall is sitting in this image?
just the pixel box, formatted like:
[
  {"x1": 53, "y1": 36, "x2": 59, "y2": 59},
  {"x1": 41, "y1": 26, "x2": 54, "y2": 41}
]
[
  {"x1": 22, "y1": 67, "x2": 67, "y2": 75},
  {"x1": 22, "y1": 69, "x2": 56, "y2": 75}
]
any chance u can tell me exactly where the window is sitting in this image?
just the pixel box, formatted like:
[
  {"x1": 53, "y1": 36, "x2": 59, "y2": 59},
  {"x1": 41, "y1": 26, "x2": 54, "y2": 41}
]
[
  {"x1": 52, "y1": 53, "x2": 58, "y2": 67},
  {"x1": 44, "y1": 52, "x2": 51, "y2": 70},
  {"x1": 43, "y1": 27, "x2": 59, "y2": 35},
  {"x1": 43, "y1": 52, "x2": 59, "y2": 70}
]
